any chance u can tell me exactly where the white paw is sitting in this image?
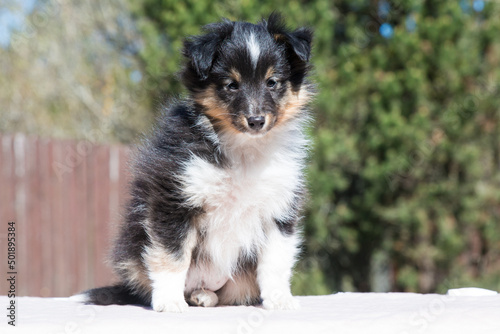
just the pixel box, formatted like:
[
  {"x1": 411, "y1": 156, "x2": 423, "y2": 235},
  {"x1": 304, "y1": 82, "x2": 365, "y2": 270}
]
[
  {"x1": 152, "y1": 298, "x2": 189, "y2": 313},
  {"x1": 189, "y1": 289, "x2": 219, "y2": 307},
  {"x1": 262, "y1": 294, "x2": 300, "y2": 310}
]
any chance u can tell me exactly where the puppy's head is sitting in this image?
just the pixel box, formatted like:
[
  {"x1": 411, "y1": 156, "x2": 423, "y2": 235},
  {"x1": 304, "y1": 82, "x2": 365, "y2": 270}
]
[{"x1": 181, "y1": 13, "x2": 313, "y2": 136}]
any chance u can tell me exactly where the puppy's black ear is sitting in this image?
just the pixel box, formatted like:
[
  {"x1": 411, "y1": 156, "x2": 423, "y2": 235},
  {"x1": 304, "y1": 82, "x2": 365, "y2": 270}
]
[
  {"x1": 285, "y1": 27, "x2": 313, "y2": 63},
  {"x1": 265, "y1": 13, "x2": 313, "y2": 89},
  {"x1": 265, "y1": 12, "x2": 313, "y2": 63},
  {"x1": 183, "y1": 21, "x2": 234, "y2": 81},
  {"x1": 183, "y1": 33, "x2": 220, "y2": 81}
]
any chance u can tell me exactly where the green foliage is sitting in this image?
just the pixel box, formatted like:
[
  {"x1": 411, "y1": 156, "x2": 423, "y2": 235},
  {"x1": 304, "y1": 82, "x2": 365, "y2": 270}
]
[
  {"x1": 305, "y1": 0, "x2": 500, "y2": 293},
  {"x1": 130, "y1": 0, "x2": 500, "y2": 295}
]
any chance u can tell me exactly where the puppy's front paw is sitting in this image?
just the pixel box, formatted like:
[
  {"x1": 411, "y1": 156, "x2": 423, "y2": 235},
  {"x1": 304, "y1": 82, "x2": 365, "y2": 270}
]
[
  {"x1": 152, "y1": 298, "x2": 189, "y2": 313},
  {"x1": 262, "y1": 294, "x2": 300, "y2": 310}
]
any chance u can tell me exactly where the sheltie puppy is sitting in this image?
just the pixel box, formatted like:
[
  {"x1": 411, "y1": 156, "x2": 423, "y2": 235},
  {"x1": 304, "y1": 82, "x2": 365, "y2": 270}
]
[{"x1": 74, "y1": 13, "x2": 314, "y2": 312}]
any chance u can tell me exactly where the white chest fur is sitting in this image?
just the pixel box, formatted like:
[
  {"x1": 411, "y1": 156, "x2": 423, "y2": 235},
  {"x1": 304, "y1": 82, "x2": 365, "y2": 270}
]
[{"x1": 180, "y1": 131, "x2": 305, "y2": 292}]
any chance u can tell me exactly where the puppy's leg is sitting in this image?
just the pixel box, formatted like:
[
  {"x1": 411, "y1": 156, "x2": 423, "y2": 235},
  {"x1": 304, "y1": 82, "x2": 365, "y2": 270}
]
[
  {"x1": 143, "y1": 227, "x2": 196, "y2": 313},
  {"x1": 149, "y1": 269, "x2": 189, "y2": 312},
  {"x1": 257, "y1": 228, "x2": 300, "y2": 310}
]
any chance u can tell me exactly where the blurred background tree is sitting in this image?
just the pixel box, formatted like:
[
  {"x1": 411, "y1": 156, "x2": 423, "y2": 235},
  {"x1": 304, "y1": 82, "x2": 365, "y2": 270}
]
[
  {"x1": 1, "y1": 0, "x2": 499, "y2": 295},
  {"x1": 0, "y1": 0, "x2": 152, "y2": 142}
]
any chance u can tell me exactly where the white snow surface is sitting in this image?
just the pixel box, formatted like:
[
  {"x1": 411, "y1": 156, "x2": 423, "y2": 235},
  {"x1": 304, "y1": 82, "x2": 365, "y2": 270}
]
[{"x1": 2, "y1": 289, "x2": 500, "y2": 333}]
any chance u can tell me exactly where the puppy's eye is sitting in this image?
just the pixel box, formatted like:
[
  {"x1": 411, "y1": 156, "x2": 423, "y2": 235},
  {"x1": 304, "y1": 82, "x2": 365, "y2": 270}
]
[
  {"x1": 266, "y1": 79, "x2": 278, "y2": 89},
  {"x1": 226, "y1": 81, "x2": 239, "y2": 91}
]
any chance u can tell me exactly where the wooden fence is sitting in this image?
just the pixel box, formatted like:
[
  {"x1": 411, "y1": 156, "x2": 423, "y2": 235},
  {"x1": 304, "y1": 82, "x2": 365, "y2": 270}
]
[{"x1": 0, "y1": 133, "x2": 131, "y2": 297}]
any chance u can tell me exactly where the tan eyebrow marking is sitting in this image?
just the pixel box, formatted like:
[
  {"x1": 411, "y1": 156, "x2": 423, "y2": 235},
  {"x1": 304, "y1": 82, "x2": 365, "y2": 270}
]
[
  {"x1": 265, "y1": 67, "x2": 275, "y2": 79},
  {"x1": 230, "y1": 68, "x2": 241, "y2": 82}
]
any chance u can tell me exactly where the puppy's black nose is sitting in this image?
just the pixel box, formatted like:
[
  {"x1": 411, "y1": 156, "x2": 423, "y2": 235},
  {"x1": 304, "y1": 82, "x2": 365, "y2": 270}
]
[{"x1": 247, "y1": 116, "x2": 266, "y2": 130}]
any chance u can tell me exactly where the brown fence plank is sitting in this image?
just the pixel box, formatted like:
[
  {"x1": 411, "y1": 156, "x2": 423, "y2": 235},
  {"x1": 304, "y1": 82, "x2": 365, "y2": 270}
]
[
  {"x1": 80, "y1": 141, "x2": 95, "y2": 292},
  {"x1": 106, "y1": 145, "x2": 122, "y2": 282},
  {"x1": 39, "y1": 138, "x2": 53, "y2": 297},
  {"x1": 53, "y1": 138, "x2": 68, "y2": 296},
  {"x1": 85, "y1": 142, "x2": 96, "y2": 291},
  {"x1": 26, "y1": 136, "x2": 42, "y2": 296},
  {"x1": 66, "y1": 139, "x2": 79, "y2": 296},
  {"x1": 74, "y1": 140, "x2": 89, "y2": 294},
  {"x1": 14, "y1": 134, "x2": 29, "y2": 296},
  {"x1": 94, "y1": 144, "x2": 112, "y2": 287},
  {"x1": 118, "y1": 146, "x2": 131, "y2": 220}
]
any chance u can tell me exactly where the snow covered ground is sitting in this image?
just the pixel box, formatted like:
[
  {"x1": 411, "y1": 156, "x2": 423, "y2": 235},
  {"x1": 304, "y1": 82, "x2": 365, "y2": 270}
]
[{"x1": 1, "y1": 289, "x2": 500, "y2": 333}]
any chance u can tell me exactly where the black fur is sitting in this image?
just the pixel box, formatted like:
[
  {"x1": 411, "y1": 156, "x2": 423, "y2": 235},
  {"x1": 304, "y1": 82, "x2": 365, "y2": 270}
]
[{"x1": 82, "y1": 284, "x2": 147, "y2": 306}]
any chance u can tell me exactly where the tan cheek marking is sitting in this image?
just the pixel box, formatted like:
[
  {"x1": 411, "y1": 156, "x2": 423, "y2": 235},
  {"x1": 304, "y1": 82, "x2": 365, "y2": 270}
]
[
  {"x1": 265, "y1": 113, "x2": 277, "y2": 130},
  {"x1": 277, "y1": 85, "x2": 312, "y2": 125},
  {"x1": 194, "y1": 86, "x2": 240, "y2": 134},
  {"x1": 205, "y1": 106, "x2": 241, "y2": 134}
]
